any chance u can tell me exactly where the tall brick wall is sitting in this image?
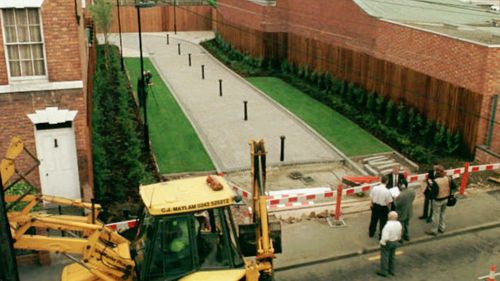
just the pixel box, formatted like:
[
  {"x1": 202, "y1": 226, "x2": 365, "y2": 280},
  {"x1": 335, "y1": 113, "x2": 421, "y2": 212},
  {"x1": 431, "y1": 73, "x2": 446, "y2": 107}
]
[{"x1": 215, "y1": 0, "x2": 500, "y2": 161}]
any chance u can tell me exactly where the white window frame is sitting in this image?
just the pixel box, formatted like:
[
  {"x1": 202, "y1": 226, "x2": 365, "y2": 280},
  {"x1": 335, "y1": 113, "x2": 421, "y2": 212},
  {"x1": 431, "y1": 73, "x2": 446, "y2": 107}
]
[{"x1": 1, "y1": 7, "x2": 48, "y2": 83}]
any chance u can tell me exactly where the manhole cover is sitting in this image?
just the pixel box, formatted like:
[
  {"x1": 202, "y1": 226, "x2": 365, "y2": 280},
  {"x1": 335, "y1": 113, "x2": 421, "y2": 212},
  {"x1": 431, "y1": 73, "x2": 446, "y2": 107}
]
[{"x1": 289, "y1": 171, "x2": 303, "y2": 180}]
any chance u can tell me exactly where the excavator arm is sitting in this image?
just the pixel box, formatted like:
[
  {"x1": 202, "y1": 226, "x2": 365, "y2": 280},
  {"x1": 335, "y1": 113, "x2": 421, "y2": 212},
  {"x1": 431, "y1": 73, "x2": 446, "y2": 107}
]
[
  {"x1": 1, "y1": 137, "x2": 135, "y2": 281},
  {"x1": 247, "y1": 140, "x2": 279, "y2": 279}
]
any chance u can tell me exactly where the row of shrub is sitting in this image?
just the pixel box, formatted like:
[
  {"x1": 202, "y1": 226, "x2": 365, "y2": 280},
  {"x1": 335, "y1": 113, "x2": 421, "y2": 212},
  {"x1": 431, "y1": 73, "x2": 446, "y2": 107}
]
[
  {"x1": 203, "y1": 33, "x2": 467, "y2": 164},
  {"x1": 92, "y1": 45, "x2": 145, "y2": 220}
]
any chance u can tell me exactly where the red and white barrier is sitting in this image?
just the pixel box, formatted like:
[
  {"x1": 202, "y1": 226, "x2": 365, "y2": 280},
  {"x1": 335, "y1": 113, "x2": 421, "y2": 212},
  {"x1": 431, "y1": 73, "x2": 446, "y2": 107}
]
[
  {"x1": 268, "y1": 201, "x2": 315, "y2": 210},
  {"x1": 267, "y1": 189, "x2": 334, "y2": 206},
  {"x1": 105, "y1": 162, "x2": 499, "y2": 232},
  {"x1": 106, "y1": 219, "x2": 138, "y2": 232}
]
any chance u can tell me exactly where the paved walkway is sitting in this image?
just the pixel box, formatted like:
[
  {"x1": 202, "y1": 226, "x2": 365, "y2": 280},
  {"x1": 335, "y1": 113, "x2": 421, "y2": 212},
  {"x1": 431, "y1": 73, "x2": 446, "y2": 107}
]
[{"x1": 108, "y1": 32, "x2": 343, "y2": 172}]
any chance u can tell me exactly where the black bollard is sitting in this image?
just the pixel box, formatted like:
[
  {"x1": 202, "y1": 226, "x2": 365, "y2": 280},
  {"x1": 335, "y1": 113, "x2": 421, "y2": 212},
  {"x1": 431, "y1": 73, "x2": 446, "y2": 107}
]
[
  {"x1": 188, "y1": 53, "x2": 192, "y2": 67},
  {"x1": 244, "y1": 101, "x2": 248, "y2": 121},
  {"x1": 280, "y1": 135, "x2": 286, "y2": 162},
  {"x1": 166, "y1": 33, "x2": 169, "y2": 45},
  {"x1": 201, "y1": 65, "x2": 205, "y2": 80},
  {"x1": 177, "y1": 43, "x2": 181, "y2": 55},
  {"x1": 219, "y1": 79, "x2": 223, "y2": 97}
]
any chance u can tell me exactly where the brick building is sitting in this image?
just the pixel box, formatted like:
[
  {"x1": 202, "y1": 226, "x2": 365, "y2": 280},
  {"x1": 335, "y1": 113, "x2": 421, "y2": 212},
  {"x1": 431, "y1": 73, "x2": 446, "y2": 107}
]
[
  {"x1": 0, "y1": 0, "x2": 93, "y2": 200},
  {"x1": 214, "y1": 0, "x2": 500, "y2": 163}
]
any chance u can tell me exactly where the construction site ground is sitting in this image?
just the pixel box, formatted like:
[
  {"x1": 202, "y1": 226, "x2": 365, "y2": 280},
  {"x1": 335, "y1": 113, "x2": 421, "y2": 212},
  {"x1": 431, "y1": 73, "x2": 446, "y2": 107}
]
[{"x1": 18, "y1": 182, "x2": 500, "y2": 281}]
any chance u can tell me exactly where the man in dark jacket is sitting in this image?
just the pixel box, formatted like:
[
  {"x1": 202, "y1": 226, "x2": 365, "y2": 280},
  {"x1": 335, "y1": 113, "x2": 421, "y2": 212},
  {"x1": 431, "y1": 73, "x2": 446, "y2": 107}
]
[
  {"x1": 395, "y1": 184, "x2": 416, "y2": 241},
  {"x1": 387, "y1": 165, "x2": 408, "y2": 190},
  {"x1": 420, "y1": 164, "x2": 438, "y2": 222}
]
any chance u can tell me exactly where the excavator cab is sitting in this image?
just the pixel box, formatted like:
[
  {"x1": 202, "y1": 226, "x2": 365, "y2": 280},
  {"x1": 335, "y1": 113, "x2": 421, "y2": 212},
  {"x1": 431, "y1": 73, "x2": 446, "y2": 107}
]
[{"x1": 132, "y1": 176, "x2": 248, "y2": 281}]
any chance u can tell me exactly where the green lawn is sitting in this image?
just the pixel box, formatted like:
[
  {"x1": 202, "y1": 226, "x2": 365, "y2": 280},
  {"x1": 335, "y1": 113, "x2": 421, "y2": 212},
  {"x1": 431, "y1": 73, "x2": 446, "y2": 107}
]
[
  {"x1": 125, "y1": 58, "x2": 215, "y2": 174},
  {"x1": 247, "y1": 77, "x2": 391, "y2": 156}
]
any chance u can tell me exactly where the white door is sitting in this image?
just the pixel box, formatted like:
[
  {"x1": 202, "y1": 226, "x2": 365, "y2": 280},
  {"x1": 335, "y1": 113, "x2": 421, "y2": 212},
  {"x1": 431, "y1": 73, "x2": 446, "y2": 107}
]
[{"x1": 35, "y1": 127, "x2": 81, "y2": 199}]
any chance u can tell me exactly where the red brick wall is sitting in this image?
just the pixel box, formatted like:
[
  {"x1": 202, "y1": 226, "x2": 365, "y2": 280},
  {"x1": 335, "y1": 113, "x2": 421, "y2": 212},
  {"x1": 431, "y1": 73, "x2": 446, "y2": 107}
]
[
  {"x1": 0, "y1": 90, "x2": 92, "y2": 200},
  {"x1": 216, "y1": 0, "x2": 500, "y2": 158},
  {"x1": 475, "y1": 146, "x2": 500, "y2": 164},
  {"x1": 41, "y1": 0, "x2": 83, "y2": 82},
  {"x1": 0, "y1": 0, "x2": 83, "y2": 84},
  {"x1": 0, "y1": 0, "x2": 93, "y2": 200}
]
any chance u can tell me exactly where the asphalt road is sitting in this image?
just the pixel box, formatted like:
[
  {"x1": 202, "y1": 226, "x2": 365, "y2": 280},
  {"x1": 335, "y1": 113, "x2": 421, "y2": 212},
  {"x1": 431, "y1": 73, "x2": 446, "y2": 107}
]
[{"x1": 275, "y1": 226, "x2": 500, "y2": 281}]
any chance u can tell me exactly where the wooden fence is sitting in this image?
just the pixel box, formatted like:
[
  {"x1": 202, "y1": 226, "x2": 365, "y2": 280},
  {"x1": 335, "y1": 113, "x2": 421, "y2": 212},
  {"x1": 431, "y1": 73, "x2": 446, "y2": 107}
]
[
  {"x1": 215, "y1": 14, "x2": 483, "y2": 153},
  {"x1": 108, "y1": 5, "x2": 212, "y2": 33}
]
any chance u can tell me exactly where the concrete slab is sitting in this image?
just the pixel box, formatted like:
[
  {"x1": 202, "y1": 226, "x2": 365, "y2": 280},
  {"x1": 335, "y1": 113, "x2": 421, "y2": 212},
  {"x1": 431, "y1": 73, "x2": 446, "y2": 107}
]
[{"x1": 361, "y1": 155, "x2": 387, "y2": 163}]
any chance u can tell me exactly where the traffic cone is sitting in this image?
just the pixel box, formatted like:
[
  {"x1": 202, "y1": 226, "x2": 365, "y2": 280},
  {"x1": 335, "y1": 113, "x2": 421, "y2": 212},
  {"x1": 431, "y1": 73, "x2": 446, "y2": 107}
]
[{"x1": 487, "y1": 265, "x2": 497, "y2": 281}]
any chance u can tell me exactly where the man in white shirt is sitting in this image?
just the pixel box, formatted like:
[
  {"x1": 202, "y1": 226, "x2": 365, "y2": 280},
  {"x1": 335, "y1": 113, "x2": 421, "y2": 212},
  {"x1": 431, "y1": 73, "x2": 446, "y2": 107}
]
[
  {"x1": 377, "y1": 211, "x2": 402, "y2": 277},
  {"x1": 369, "y1": 176, "x2": 393, "y2": 239}
]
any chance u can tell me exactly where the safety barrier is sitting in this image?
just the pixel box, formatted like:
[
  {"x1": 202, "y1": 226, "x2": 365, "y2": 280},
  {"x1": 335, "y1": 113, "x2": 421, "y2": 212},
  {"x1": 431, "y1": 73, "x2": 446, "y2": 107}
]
[
  {"x1": 106, "y1": 162, "x2": 498, "y2": 232},
  {"x1": 106, "y1": 219, "x2": 138, "y2": 232},
  {"x1": 231, "y1": 162, "x2": 499, "y2": 219}
]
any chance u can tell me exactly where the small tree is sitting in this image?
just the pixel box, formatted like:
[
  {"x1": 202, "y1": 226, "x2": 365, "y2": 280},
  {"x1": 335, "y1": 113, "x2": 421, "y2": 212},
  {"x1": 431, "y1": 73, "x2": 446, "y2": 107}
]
[
  {"x1": 433, "y1": 124, "x2": 447, "y2": 151},
  {"x1": 445, "y1": 130, "x2": 461, "y2": 155},
  {"x1": 384, "y1": 99, "x2": 395, "y2": 124},
  {"x1": 396, "y1": 102, "x2": 407, "y2": 129},
  {"x1": 375, "y1": 95, "x2": 385, "y2": 115},
  {"x1": 89, "y1": 0, "x2": 113, "y2": 46}
]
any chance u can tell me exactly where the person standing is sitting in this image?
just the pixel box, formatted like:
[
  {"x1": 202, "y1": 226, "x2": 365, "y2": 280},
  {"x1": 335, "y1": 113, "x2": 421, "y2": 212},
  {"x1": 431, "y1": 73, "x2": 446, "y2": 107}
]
[
  {"x1": 369, "y1": 176, "x2": 393, "y2": 238},
  {"x1": 425, "y1": 165, "x2": 457, "y2": 236},
  {"x1": 420, "y1": 164, "x2": 438, "y2": 222},
  {"x1": 377, "y1": 211, "x2": 402, "y2": 277},
  {"x1": 395, "y1": 184, "x2": 416, "y2": 241},
  {"x1": 387, "y1": 165, "x2": 408, "y2": 190}
]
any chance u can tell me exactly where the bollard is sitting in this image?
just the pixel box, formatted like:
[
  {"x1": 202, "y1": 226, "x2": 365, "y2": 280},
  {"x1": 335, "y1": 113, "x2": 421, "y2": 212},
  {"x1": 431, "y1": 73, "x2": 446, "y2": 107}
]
[
  {"x1": 459, "y1": 162, "x2": 470, "y2": 196},
  {"x1": 219, "y1": 79, "x2": 223, "y2": 97},
  {"x1": 244, "y1": 101, "x2": 248, "y2": 121},
  {"x1": 177, "y1": 43, "x2": 181, "y2": 55},
  {"x1": 166, "y1": 33, "x2": 169, "y2": 45},
  {"x1": 335, "y1": 184, "x2": 343, "y2": 221},
  {"x1": 201, "y1": 65, "x2": 205, "y2": 80},
  {"x1": 280, "y1": 135, "x2": 286, "y2": 162},
  {"x1": 188, "y1": 53, "x2": 192, "y2": 67}
]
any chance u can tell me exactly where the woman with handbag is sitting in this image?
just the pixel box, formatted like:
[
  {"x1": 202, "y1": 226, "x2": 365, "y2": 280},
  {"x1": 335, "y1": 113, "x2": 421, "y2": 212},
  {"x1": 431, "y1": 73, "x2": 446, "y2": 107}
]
[{"x1": 425, "y1": 165, "x2": 458, "y2": 236}]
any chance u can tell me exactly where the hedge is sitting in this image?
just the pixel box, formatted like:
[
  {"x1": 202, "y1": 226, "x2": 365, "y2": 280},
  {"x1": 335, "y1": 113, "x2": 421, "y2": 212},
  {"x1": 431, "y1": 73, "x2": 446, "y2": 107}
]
[{"x1": 92, "y1": 45, "x2": 145, "y2": 218}]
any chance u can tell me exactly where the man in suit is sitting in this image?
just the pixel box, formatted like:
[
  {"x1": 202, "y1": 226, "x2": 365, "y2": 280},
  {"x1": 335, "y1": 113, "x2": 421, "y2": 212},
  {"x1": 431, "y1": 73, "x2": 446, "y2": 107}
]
[
  {"x1": 387, "y1": 165, "x2": 408, "y2": 189},
  {"x1": 395, "y1": 184, "x2": 416, "y2": 242},
  {"x1": 420, "y1": 164, "x2": 439, "y2": 222}
]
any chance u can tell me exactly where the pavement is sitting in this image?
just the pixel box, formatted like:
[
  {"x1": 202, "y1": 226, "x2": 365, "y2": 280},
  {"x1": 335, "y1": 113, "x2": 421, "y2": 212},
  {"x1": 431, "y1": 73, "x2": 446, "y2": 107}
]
[
  {"x1": 276, "y1": 224, "x2": 500, "y2": 281},
  {"x1": 106, "y1": 32, "x2": 344, "y2": 172},
  {"x1": 275, "y1": 187, "x2": 500, "y2": 270}
]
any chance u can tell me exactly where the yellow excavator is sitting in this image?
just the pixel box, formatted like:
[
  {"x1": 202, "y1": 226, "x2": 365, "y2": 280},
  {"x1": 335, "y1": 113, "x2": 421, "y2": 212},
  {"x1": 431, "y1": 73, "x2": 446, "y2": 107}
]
[{"x1": 1, "y1": 137, "x2": 281, "y2": 281}]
